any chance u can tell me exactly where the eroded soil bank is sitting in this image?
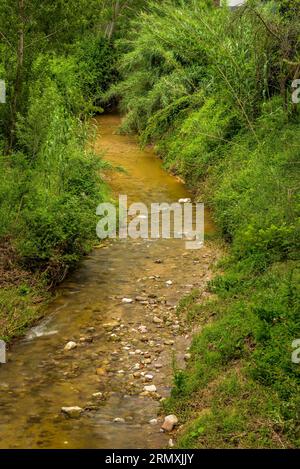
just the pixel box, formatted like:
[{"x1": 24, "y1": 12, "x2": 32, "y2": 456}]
[{"x1": 0, "y1": 114, "x2": 220, "y2": 449}]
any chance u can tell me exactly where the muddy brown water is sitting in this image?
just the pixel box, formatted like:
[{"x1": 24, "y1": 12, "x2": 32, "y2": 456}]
[{"x1": 0, "y1": 114, "x2": 217, "y2": 449}]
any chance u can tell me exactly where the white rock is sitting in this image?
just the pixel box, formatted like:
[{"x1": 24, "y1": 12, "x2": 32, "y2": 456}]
[
  {"x1": 64, "y1": 341, "x2": 77, "y2": 351},
  {"x1": 169, "y1": 438, "x2": 174, "y2": 447},
  {"x1": 166, "y1": 280, "x2": 173, "y2": 286},
  {"x1": 61, "y1": 406, "x2": 83, "y2": 418},
  {"x1": 149, "y1": 418, "x2": 158, "y2": 425},
  {"x1": 144, "y1": 385, "x2": 157, "y2": 393},
  {"x1": 161, "y1": 414, "x2": 178, "y2": 432},
  {"x1": 92, "y1": 392, "x2": 103, "y2": 398},
  {"x1": 122, "y1": 298, "x2": 133, "y2": 304},
  {"x1": 184, "y1": 353, "x2": 191, "y2": 361},
  {"x1": 114, "y1": 417, "x2": 125, "y2": 424},
  {"x1": 145, "y1": 374, "x2": 154, "y2": 381},
  {"x1": 138, "y1": 325, "x2": 148, "y2": 333}
]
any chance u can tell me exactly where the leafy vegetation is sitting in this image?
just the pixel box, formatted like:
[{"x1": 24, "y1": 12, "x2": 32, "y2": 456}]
[
  {"x1": 0, "y1": 0, "x2": 153, "y2": 340},
  {"x1": 113, "y1": 0, "x2": 300, "y2": 448}
]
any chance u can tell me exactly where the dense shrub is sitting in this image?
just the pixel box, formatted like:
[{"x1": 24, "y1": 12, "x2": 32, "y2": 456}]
[{"x1": 1, "y1": 56, "x2": 107, "y2": 281}]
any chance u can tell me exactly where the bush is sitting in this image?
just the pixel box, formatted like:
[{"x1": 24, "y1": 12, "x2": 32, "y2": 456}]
[{"x1": 1, "y1": 55, "x2": 107, "y2": 284}]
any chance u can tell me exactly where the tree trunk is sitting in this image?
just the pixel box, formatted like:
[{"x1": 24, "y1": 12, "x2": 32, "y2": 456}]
[
  {"x1": 8, "y1": 0, "x2": 25, "y2": 152},
  {"x1": 105, "y1": 0, "x2": 129, "y2": 40}
]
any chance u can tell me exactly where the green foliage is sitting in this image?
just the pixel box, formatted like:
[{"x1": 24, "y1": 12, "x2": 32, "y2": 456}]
[
  {"x1": 0, "y1": 283, "x2": 49, "y2": 342},
  {"x1": 168, "y1": 261, "x2": 300, "y2": 448},
  {"x1": 74, "y1": 36, "x2": 119, "y2": 105},
  {"x1": 113, "y1": 0, "x2": 300, "y2": 448},
  {"x1": 12, "y1": 75, "x2": 106, "y2": 276},
  {"x1": 0, "y1": 5, "x2": 111, "y2": 291},
  {"x1": 211, "y1": 106, "x2": 300, "y2": 267}
]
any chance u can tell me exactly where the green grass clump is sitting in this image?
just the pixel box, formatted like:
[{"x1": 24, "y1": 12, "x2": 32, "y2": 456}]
[{"x1": 0, "y1": 283, "x2": 50, "y2": 342}]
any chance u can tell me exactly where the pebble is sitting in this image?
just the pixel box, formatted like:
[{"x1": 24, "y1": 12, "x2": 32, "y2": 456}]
[
  {"x1": 164, "y1": 339, "x2": 174, "y2": 345},
  {"x1": 64, "y1": 341, "x2": 77, "y2": 351},
  {"x1": 184, "y1": 353, "x2": 191, "y2": 361},
  {"x1": 92, "y1": 392, "x2": 103, "y2": 399},
  {"x1": 144, "y1": 385, "x2": 157, "y2": 393},
  {"x1": 145, "y1": 374, "x2": 154, "y2": 381},
  {"x1": 169, "y1": 438, "x2": 174, "y2": 447},
  {"x1": 161, "y1": 415, "x2": 178, "y2": 432},
  {"x1": 114, "y1": 417, "x2": 125, "y2": 424},
  {"x1": 149, "y1": 418, "x2": 158, "y2": 425},
  {"x1": 166, "y1": 280, "x2": 173, "y2": 286},
  {"x1": 79, "y1": 336, "x2": 93, "y2": 343},
  {"x1": 153, "y1": 316, "x2": 163, "y2": 324},
  {"x1": 135, "y1": 296, "x2": 148, "y2": 302},
  {"x1": 122, "y1": 298, "x2": 134, "y2": 304},
  {"x1": 61, "y1": 406, "x2": 83, "y2": 418}
]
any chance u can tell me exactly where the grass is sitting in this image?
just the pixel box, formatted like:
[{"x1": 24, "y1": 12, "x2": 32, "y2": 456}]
[
  {"x1": 164, "y1": 260, "x2": 300, "y2": 448},
  {"x1": 0, "y1": 283, "x2": 50, "y2": 342}
]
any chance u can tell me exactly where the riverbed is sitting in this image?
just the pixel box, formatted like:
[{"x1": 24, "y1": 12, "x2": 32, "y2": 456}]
[{"x1": 0, "y1": 114, "x2": 218, "y2": 449}]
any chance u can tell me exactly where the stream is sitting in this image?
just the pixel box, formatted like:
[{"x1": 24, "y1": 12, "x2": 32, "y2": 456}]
[{"x1": 0, "y1": 114, "x2": 217, "y2": 449}]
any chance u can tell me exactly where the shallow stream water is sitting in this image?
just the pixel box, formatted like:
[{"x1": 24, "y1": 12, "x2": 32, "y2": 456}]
[{"x1": 0, "y1": 114, "x2": 216, "y2": 449}]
